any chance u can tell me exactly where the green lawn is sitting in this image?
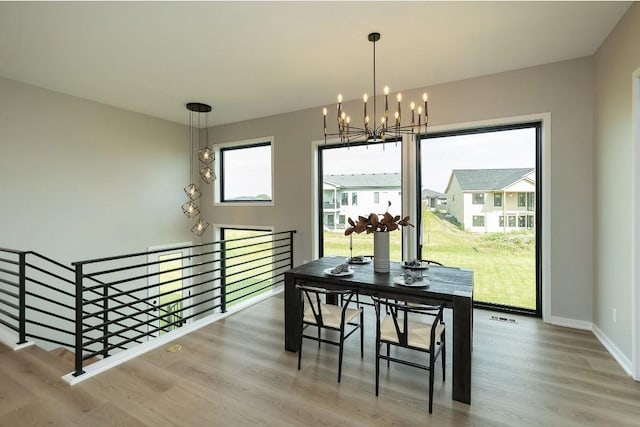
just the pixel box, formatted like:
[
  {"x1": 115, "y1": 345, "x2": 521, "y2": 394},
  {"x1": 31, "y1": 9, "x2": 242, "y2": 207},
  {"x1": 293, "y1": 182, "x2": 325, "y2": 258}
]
[{"x1": 324, "y1": 210, "x2": 536, "y2": 309}]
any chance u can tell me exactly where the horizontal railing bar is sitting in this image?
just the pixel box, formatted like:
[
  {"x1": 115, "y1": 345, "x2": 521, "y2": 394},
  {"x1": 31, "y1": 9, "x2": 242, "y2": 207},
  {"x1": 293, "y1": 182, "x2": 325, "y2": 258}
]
[
  {"x1": 27, "y1": 318, "x2": 75, "y2": 336},
  {"x1": 227, "y1": 282, "x2": 280, "y2": 305},
  {"x1": 74, "y1": 230, "x2": 295, "y2": 267},
  {"x1": 0, "y1": 306, "x2": 19, "y2": 321},
  {"x1": 25, "y1": 262, "x2": 75, "y2": 287},
  {"x1": 26, "y1": 292, "x2": 75, "y2": 312},
  {"x1": 0, "y1": 278, "x2": 19, "y2": 289},
  {"x1": 83, "y1": 297, "x2": 225, "y2": 353},
  {"x1": 0, "y1": 318, "x2": 18, "y2": 332},
  {"x1": 25, "y1": 333, "x2": 75, "y2": 349},
  {"x1": 0, "y1": 248, "x2": 25, "y2": 255},
  {"x1": 26, "y1": 304, "x2": 75, "y2": 324},
  {"x1": 0, "y1": 298, "x2": 19, "y2": 310},
  {"x1": 0, "y1": 266, "x2": 19, "y2": 276},
  {"x1": 25, "y1": 277, "x2": 75, "y2": 299},
  {"x1": 226, "y1": 250, "x2": 291, "y2": 270},
  {"x1": 0, "y1": 287, "x2": 19, "y2": 299},
  {"x1": 83, "y1": 280, "x2": 220, "y2": 325},
  {"x1": 225, "y1": 262, "x2": 287, "y2": 286},
  {"x1": 83, "y1": 290, "x2": 224, "y2": 338},
  {"x1": 224, "y1": 238, "x2": 291, "y2": 261},
  {"x1": 226, "y1": 275, "x2": 280, "y2": 298}
]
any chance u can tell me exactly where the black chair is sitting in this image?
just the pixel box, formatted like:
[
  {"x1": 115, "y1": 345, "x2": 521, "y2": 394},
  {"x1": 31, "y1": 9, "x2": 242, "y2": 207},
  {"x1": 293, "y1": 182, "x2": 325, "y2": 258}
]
[
  {"x1": 371, "y1": 296, "x2": 446, "y2": 413},
  {"x1": 296, "y1": 284, "x2": 364, "y2": 383}
]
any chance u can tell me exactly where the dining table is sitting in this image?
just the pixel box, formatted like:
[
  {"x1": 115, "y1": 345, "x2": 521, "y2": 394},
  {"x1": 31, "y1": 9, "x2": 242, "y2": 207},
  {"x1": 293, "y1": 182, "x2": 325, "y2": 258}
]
[{"x1": 283, "y1": 256, "x2": 474, "y2": 404}]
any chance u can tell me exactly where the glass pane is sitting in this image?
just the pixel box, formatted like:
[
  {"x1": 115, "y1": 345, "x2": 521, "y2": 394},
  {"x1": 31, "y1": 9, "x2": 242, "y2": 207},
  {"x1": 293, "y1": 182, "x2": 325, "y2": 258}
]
[
  {"x1": 420, "y1": 126, "x2": 537, "y2": 310},
  {"x1": 222, "y1": 229, "x2": 273, "y2": 307},
  {"x1": 222, "y1": 144, "x2": 272, "y2": 201},
  {"x1": 321, "y1": 142, "x2": 403, "y2": 259},
  {"x1": 158, "y1": 253, "x2": 183, "y2": 334}
]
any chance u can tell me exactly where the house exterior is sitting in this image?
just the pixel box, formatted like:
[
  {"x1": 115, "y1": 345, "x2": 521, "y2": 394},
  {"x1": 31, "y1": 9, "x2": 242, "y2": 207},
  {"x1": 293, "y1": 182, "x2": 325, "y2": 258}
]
[
  {"x1": 445, "y1": 168, "x2": 535, "y2": 233},
  {"x1": 322, "y1": 173, "x2": 401, "y2": 229},
  {"x1": 422, "y1": 188, "x2": 447, "y2": 210}
]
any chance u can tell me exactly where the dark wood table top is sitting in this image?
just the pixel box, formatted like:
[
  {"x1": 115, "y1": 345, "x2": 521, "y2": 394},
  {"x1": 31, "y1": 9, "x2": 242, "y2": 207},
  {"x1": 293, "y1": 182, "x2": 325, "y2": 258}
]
[{"x1": 285, "y1": 256, "x2": 473, "y2": 304}]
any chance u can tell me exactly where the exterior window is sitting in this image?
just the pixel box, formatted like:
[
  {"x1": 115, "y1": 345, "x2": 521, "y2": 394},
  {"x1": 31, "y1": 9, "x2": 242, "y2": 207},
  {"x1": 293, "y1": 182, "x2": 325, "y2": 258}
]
[
  {"x1": 220, "y1": 141, "x2": 272, "y2": 202},
  {"x1": 472, "y1": 215, "x2": 485, "y2": 227},
  {"x1": 338, "y1": 215, "x2": 346, "y2": 227},
  {"x1": 499, "y1": 216, "x2": 505, "y2": 227},
  {"x1": 527, "y1": 215, "x2": 534, "y2": 228},
  {"x1": 472, "y1": 193, "x2": 484, "y2": 204},
  {"x1": 508, "y1": 215, "x2": 516, "y2": 227},
  {"x1": 352, "y1": 193, "x2": 358, "y2": 206},
  {"x1": 527, "y1": 193, "x2": 535, "y2": 211},
  {"x1": 341, "y1": 192, "x2": 348, "y2": 206},
  {"x1": 518, "y1": 192, "x2": 526, "y2": 207},
  {"x1": 327, "y1": 214, "x2": 334, "y2": 225},
  {"x1": 494, "y1": 193, "x2": 502, "y2": 207},
  {"x1": 374, "y1": 192, "x2": 380, "y2": 204},
  {"x1": 518, "y1": 215, "x2": 526, "y2": 227}
]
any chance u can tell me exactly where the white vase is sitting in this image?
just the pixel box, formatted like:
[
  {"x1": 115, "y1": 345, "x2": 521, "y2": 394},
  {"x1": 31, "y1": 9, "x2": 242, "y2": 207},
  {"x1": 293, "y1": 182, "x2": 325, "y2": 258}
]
[{"x1": 373, "y1": 232, "x2": 390, "y2": 273}]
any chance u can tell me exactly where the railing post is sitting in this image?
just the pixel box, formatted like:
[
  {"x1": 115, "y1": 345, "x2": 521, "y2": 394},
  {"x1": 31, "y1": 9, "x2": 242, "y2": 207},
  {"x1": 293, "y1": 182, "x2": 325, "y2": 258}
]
[
  {"x1": 220, "y1": 241, "x2": 227, "y2": 313},
  {"x1": 289, "y1": 231, "x2": 296, "y2": 270},
  {"x1": 102, "y1": 282, "x2": 109, "y2": 359},
  {"x1": 73, "y1": 263, "x2": 85, "y2": 377},
  {"x1": 17, "y1": 252, "x2": 27, "y2": 345}
]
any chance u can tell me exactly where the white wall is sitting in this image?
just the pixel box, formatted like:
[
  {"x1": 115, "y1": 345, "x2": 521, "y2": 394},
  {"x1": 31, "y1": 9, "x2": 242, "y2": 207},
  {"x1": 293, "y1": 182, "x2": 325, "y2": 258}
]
[
  {"x1": 207, "y1": 56, "x2": 595, "y2": 324},
  {"x1": 0, "y1": 76, "x2": 191, "y2": 264},
  {"x1": 594, "y1": 3, "x2": 640, "y2": 368}
]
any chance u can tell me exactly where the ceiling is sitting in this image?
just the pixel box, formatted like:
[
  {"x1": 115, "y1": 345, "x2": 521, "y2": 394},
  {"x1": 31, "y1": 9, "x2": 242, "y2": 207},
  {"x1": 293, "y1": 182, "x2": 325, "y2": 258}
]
[{"x1": 0, "y1": 1, "x2": 631, "y2": 127}]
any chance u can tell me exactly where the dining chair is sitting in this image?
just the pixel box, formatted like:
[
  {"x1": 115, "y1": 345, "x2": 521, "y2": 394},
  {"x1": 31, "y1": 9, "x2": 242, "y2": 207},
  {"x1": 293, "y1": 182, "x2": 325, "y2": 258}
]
[
  {"x1": 371, "y1": 296, "x2": 446, "y2": 413},
  {"x1": 295, "y1": 284, "x2": 364, "y2": 383}
]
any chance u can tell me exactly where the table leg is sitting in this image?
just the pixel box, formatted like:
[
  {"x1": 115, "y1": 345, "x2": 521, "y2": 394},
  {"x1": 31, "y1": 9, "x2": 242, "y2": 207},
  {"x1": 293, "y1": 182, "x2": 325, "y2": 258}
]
[
  {"x1": 284, "y1": 273, "x2": 301, "y2": 352},
  {"x1": 452, "y1": 295, "x2": 472, "y2": 404}
]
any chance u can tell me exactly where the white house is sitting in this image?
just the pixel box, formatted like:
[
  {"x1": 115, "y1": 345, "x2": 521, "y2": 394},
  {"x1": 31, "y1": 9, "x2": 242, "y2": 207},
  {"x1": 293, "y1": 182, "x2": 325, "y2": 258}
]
[
  {"x1": 322, "y1": 173, "x2": 401, "y2": 229},
  {"x1": 445, "y1": 168, "x2": 535, "y2": 233}
]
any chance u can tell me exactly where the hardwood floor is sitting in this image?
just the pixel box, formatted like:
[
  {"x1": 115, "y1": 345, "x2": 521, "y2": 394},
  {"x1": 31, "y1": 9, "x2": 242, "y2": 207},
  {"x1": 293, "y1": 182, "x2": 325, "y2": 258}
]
[{"x1": 1, "y1": 293, "x2": 640, "y2": 426}]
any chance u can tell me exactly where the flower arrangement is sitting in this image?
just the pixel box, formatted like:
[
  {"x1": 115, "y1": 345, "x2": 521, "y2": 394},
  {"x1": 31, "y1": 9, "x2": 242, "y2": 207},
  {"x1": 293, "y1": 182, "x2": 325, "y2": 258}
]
[{"x1": 344, "y1": 202, "x2": 413, "y2": 235}]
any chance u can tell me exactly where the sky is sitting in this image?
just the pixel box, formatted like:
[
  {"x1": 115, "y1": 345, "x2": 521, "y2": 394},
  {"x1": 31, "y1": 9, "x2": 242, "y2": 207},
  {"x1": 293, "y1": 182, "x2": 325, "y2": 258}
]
[
  {"x1": 322, "y1": 127, "x2": 536, "y2": 193},
  {"x1": 224, "y1": 126, "x2": 536, "y2": 198}
]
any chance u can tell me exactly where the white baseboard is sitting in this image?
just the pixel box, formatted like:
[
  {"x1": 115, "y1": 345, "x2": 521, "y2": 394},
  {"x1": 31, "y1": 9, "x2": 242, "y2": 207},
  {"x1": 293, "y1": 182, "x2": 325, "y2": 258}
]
[
  {"x1": 0, "y1": 325, "x2": 34, "y2": 350},
  {"x1": 547, "y1": 315, "x2": 593, "y2": 331},
  {"x1": 592, "y1": 323, "x2": 633, "y2": 377},
  {"x1": 62, "y1": 287, "x2": 283, "y2": 385}
]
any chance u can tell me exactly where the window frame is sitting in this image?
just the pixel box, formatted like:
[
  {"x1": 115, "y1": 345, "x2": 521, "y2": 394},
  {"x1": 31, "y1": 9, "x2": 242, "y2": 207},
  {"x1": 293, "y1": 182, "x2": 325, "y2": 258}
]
[
  {"x1": 494, "y1": 192, "x2": 503, "y2": 207},
  {"x1": 472, "y1": 193, "x2": 485, "y2": 205},
  {"x1": 214, "y1": 137, "x2": 275, "y2": 206}
]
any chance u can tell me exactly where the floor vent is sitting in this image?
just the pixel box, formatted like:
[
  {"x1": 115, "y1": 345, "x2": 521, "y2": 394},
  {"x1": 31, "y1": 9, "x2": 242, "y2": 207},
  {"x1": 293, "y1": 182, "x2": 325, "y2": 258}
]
[{"x1": 490, "y1": 315, "x2": 518, "y2": 324}]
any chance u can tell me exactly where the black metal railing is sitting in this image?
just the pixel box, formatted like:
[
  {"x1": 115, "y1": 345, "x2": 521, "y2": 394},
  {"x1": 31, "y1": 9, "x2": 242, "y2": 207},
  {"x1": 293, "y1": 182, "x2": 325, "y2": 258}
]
[
  {"x1": 71, "y1": 230, "x2": 295, "y2": 376},
  {"x1": 0, "y1": 248, "x2": 166, "y2": 353},
  {"x1": 0, "y1": 230, "x2": 295, "y2": 378}
]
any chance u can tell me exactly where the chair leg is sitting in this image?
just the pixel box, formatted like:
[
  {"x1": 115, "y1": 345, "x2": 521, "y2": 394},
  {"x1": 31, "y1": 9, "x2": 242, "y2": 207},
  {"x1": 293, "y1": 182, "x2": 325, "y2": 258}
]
[
  {"x1": 338, "y1": 327, "x2": 345, "y2": 383},
  {"x1": 375, "y1": 342, "x2": 380, "y2": 396},
  {"x1": 441, "y1": 331, "x2": 446, "y2": 381},
  {"x1": 298, "y1": 332, "x2": 303, "y2": 370},
  {"x1": 386, "y1": 343, "x2": 390, "y2": 367},
  {"x1": 317, "y1": 326, "x2": 321, "y2": 348},
  {"x1": 360, "y1": 311, "x2": 364, "y2": 359},
  {"x1": 429, "y1": 355, "x2": 435, "y2": 414}
]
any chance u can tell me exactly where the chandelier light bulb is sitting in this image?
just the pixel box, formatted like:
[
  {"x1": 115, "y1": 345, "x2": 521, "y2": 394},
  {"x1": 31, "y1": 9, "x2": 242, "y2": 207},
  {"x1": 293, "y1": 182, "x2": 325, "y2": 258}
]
[
  {"x1": 363, "y1": 93, "x2": 368, "y2": 102},
  {"x1": 423, "y1": 93, "x2": 428, "y2": 102},
  {"x1": 323, "y1": 107, "x2": 327, "y2": 116},
  {"x1": 384, "y1": 86, "x2": 389, "y2": 95},
  {"x1": 410, "y1": 102, "x2": 415, "y2": 111},
  {"x1": 338, "y1": 94, "x2": 343, "y2": 103},
  {"x1": 397, "y1": 93, "x2": 402, "y2": 102}
]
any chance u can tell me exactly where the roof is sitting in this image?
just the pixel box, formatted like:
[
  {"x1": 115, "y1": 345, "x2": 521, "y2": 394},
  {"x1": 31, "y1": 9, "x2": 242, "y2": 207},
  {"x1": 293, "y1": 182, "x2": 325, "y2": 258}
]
[
  {"x1": 447, "y1": 168, "x2": 535, "y2": 192},
  {"x1": 422, "y1": 188, "x2": 447, "y2": 199},
  {"x1": 323, "y1": 173, "x2": 400, "y2": 189}
]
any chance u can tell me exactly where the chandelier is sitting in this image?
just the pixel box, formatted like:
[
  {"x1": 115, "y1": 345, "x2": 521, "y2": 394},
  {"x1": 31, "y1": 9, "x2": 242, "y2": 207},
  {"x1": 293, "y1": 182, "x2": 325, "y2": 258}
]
[
  {"x1": 182, "y1": 102, "x2": 215, "y2": 236},
  {"x1": 323, "y1": 32, "x2": 429, "y2": 144}
]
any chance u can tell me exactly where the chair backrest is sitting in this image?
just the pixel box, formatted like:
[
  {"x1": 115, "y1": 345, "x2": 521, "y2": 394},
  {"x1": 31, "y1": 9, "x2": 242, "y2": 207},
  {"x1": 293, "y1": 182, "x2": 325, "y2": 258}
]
[
  {"x1": 422, "y1": 259, "x2": 443, "y2": 266},
  {"x1": 371, "y1": 296, "x2": 444, "y2": 347},
  {"x1": 295, "y1": 284, "x2": 357, "y2": 328}
]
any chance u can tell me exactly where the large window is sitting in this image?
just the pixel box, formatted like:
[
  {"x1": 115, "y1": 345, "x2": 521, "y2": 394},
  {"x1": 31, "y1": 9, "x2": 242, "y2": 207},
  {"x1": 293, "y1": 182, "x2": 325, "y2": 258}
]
[
  {"x1": 418, "y1": 122, "x2": 540, "y2": 316},
  {"x1": 219, "y1": 141, "x2": 272, "y2": 203},
  {"x1": 318, "y1": 141, "x2": 403, "y2": 259}
]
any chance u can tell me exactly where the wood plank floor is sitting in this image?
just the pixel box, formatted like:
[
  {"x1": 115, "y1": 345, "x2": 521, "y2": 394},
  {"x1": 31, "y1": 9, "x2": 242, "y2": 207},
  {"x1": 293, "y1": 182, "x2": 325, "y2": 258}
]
[{"x1": 1, "y1": 293, "x2": 640, "y2": 426}]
